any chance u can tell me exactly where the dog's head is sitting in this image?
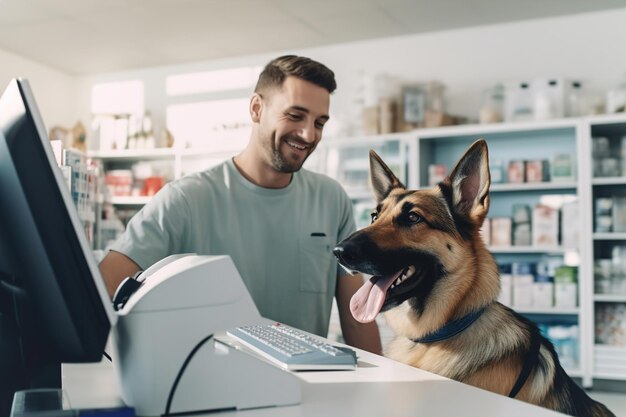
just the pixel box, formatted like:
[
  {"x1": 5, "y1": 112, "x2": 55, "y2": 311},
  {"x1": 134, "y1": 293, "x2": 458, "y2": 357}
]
[{"x1": 334, "y1": 139, "x2": 493, "y2": 324}]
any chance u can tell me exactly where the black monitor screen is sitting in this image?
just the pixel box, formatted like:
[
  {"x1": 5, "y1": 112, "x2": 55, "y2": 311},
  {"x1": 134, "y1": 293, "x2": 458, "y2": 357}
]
[{"x1": 0, "y1": 79, "x2": 116, "y2": 408}]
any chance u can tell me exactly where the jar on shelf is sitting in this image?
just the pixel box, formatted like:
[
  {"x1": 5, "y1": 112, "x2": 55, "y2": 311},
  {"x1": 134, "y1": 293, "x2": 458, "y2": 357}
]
[
  {"x1": 565, "y1": 81, "x2": 584, "y2": 118},
  {"x1": 594, "y1": 259, "x2": 612, "y2": 294},
  {"x1": 479, "y1": 84, "x2": 505, "y2": 124},
  {"x1": 425, "y1": 81, "x2": 445, "y2": 114},
  {"x1": 606, "y1": 77, "x2": 626, "y2": 113}
]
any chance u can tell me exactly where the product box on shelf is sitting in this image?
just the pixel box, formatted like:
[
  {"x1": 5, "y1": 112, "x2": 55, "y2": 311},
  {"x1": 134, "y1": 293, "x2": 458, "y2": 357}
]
[
  {"x1": 554, "y1": 266, "x2": 578, "y2": 308},
  {"x1": 533, "y1": 273, "x2": 554, "y2": 308},
  {"x1": 508, "y1": 160, "x2": 525, "y2": 183},
  {"x1": 525, "y1": 160, "x2": 550, "y2": 183},
  {"x1": 551, "y1": 154, "x2": 575, "y2": 182},
  {"x1": 512, "y1": 204, "x2": 532, "y2": 246},
  {"x1": 498, "y1": 264, "x2": 513, "y2": 306},
  {"x1": 532, "y1": 205, "x2": 559, "y2": 247},
  {"x1": 491, "y1": 217, "x2": 512, "y2": 246},
  {"x1": 595, "y1": 197, "x2": 614, "y2": 233},
  {"x1": 595, "y1": 303, "x2": 626, "y2": 346},
  {"x1": 561, "y1": 201, "x2": 579, "y2": 248},
  {"x1": 428, "y1": 164, "x2": 446, "y2": 186},
  {"x1": 512, "y1": 262, "x2": 535, "y2": 308},
  {"x1": 613, "y1": 197, "x2": 626, "y2": 233}
]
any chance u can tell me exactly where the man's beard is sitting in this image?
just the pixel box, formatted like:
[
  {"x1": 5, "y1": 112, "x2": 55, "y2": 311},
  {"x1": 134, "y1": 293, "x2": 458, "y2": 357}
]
[{"x1": 270, "y1": 135, "x2": 312, "y2": 173}]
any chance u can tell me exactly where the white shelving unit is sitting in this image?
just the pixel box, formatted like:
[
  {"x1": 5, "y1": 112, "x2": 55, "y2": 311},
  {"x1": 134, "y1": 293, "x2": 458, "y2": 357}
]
[
  {"x1": 88, "y1": 147, "x2": 239, "y2": 209},
  {"x1": 585, "y1": 116, "x2": 626, "y2": 385}
]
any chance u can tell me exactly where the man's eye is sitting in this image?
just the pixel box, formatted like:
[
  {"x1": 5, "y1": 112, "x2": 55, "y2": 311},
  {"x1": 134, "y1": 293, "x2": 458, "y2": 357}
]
[
  {"x1": 408, "y1": 212, "x2": 422, "y2": 224},
  {"x1": 370, "y1": 212, "x2": 378, "y2": 224},
  {"x1": 287, "y1": 113, "x2": 302, "y2": 120},
  {"x1": 315, "y1": 121, "x2": 325, "y2": 129}
]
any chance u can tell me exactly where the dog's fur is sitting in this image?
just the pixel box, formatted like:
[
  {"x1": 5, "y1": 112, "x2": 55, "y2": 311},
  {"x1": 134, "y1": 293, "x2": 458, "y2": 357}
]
[{"x1": 334, "y1": 140, "x2": 614, "y2": 417}]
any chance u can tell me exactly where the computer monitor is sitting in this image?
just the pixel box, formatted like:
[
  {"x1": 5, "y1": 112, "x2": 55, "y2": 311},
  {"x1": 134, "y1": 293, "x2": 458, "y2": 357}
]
[{"x1": 0, "y1": 79, "x2": 116, "y2": 413}]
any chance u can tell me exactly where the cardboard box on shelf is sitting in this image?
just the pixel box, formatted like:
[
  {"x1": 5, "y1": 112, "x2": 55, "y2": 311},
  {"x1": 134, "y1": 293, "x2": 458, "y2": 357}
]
[
  {"x1": 561, "y1": 201, "x2": 579, "y2": 248},
  {"x1": 508, "y1": 160, "x2": 525, "y2": 183},
  {"x1": 532, "y1": 204, "x2": 559, "y2": 247},
  {"x1": 512, "y1": 262, "x2": 535, "y2": 308},
  {"x1": 533, "y1": 274, "x2": 554, "y2": 307},
  {"x1": 554, "y1": 266, "x2": 578, "y2": 308},
  {"x1": 498, "y1": 264, "x2": 512, "y2": 306},
  {"x1": 525, "y1": 160, "x2": 550, "y2": 182},
  {"x1": 491, "y1": 217, "x2": 512, "y2": 246}
]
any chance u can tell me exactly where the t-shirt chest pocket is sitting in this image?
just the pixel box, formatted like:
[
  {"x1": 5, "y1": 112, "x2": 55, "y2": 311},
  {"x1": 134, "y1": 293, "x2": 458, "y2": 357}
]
[{"x1": 298, "y1": 235, "x2": 334, "y2": 293}]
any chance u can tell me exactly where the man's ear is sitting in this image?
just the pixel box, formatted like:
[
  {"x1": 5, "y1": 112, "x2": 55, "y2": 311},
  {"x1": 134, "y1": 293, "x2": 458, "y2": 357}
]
[
  {"x1": 250, "y1": 93, "x2": 263, "y2": 123},
  {"x1": 445, "y1": 139, "x2": 491, "y2": 224},
  {"x1": 369, "y1": 150, "x2": 405, "y2": 203}
]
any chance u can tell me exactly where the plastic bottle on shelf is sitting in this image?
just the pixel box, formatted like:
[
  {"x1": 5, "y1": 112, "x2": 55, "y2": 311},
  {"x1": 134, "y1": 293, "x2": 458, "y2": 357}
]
[
  {"x1": 606, "y1": 76, "x2": 626, "y2": 113},
  {"x1": 479, "y1": 84, "x2": 505, "y2": 124},
  {"x1": 565, "y1": 81, "x2": 584, "y2": 117}
]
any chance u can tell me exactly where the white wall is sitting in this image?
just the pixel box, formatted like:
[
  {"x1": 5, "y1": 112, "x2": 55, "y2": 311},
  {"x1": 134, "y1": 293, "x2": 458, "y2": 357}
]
[
  {"x1": 74, "y1": 7, "x2": 626, "y2": 140},
  {"x1": 0, "y1": 48, "x2": 76, "y2": 129}
]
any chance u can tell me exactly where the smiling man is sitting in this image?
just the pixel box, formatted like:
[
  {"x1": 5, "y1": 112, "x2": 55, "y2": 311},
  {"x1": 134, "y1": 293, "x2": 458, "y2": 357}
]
[{"x1": 99, "y1": 55, "x2": 382, "y2": 354}]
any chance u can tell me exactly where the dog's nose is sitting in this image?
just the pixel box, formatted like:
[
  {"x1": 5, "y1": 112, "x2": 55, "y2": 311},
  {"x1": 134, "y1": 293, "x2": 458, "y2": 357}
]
[
  {"x1": 333, "y1": 246, "x2": 344, "y2": 258},
  {"x1": 333, "y1": 241, "x2": 361, "y2": 265}
]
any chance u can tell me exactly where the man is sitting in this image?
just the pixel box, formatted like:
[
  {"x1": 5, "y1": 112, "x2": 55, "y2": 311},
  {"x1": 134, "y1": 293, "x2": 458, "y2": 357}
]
[{"x1": 99, "y1": 55, "x2": 382, "y2": 354}]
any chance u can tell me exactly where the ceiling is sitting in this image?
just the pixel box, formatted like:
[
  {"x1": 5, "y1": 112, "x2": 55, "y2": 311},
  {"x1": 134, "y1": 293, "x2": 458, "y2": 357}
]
[{"x1": 0, "y1": 0, "x2": 624, "y2": 76}]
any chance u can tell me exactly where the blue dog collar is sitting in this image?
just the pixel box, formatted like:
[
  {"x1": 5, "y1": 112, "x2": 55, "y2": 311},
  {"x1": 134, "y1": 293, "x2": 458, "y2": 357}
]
[{"x1": 411, "y1": 307, "x2": 486, "y2": 344}]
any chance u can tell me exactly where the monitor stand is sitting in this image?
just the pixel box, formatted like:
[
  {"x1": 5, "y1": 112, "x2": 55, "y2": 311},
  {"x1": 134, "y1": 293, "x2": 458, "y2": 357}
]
[{"x1": 0, "y1": 272, "x2": 61, "y2": 416}]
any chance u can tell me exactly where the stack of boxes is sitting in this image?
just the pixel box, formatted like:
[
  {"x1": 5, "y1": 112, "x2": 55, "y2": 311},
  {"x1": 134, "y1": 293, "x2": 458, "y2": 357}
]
[
  {"x1": 498, "y1": 261, "x2": 577, "y2": 309},
  {"x1": 595, "y1": 196, "x2": 626, "y2": 233},
  {"x1": 482, "y1": 200, "x2": 577, "y2": 248}
]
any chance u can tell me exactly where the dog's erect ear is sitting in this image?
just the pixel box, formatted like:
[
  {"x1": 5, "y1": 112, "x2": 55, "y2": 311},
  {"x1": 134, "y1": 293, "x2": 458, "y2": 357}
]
[
  {"x1": 445, "y1": 139, "x2": 490, "y2": 224},
  {"x1": 369, "y1": 150, "x2": 405, "y2": 203}
]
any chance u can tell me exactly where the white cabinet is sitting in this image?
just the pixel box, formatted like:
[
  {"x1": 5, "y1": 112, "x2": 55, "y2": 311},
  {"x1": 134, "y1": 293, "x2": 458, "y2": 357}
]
[{"x1": 586, "y1": 116, "x2": 626, "y2": 383}]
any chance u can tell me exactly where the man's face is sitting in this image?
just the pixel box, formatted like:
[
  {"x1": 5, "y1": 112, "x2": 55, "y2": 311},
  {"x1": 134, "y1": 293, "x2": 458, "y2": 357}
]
[{"x1": 255, "y1": 76, "x2": 330, "y2": 173}]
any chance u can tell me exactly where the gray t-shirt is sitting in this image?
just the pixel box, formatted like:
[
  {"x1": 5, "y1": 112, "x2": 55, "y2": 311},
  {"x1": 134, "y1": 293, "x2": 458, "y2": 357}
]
[{"x1": 109, "y1": 159, "x2": 356, "y2": 336}]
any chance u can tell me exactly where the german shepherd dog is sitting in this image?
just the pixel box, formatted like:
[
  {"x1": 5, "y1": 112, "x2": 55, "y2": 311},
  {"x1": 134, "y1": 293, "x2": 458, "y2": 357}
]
[{"x1": 334, "y1": 140, "x2": 614, "y2": 417}]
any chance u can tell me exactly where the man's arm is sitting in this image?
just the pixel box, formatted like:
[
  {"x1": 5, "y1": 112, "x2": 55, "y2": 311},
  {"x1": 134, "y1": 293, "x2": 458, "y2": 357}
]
[
  {"x1": 335, "y1": 273, "x2": 382, "y2": 355},
  {"x1": 99, "y1": 250, "x2": 142, "y2": 298}
]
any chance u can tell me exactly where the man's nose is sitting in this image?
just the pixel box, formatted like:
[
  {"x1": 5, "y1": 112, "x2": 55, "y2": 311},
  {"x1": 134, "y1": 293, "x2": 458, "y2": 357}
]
[{"x1": 299, "y1": 121, "x2": 317, "y2": 143}]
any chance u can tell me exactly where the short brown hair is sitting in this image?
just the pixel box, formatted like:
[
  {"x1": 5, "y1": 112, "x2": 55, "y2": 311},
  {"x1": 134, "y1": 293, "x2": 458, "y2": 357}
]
[{"x1": 254, "y1": 55, "x2": 336, "y2": 94}]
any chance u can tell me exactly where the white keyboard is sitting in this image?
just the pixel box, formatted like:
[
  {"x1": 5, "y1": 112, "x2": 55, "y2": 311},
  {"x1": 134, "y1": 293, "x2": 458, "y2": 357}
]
[{"x1": 226, "y1": 323, "x2": 357, "y2": 371}]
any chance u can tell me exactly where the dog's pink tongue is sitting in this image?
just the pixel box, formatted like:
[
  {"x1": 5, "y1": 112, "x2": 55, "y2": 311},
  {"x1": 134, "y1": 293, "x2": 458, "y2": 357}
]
[{"x1": 350, "y1": 270, "x2": 403, "y2": 323}]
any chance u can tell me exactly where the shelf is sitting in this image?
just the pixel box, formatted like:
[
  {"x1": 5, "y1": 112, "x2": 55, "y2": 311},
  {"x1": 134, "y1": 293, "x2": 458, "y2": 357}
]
[
  {"x1": 416, "y1": 118, "x2": 579, "y2": 140},
  {"x1": 594, "y1": 345, "x2": 626, "y2": 380},
  {"x1": 346, "y1": 189, "x2": 375, "y2": 201},
  {"x1": 593, "y1": 233, "x2": 626, "y2": 240},
  {"x1": 592, "y1": 177, "x2": 626, "y2": 186},
  {"x1": 594, "y1": 294, "x2": 626, "y2": 303},
  {"x1": 488, "y1": 246, "x2": 570, "y2": 254},
  {"x1": 489, "y1": 182, "x2": 577, "y2": 192},
  {"x1": 88, "y1": 148, "x2": 176, "y2": 160},
  {"x1": 110, "y1": 196, "x2": 153, "y2": 205},
  {"x1": 564, "y1": 368, "x2": 583, "y2": 378},
  {"x1": 515, "y1": 307, "x2": 579, "y2": 315}
]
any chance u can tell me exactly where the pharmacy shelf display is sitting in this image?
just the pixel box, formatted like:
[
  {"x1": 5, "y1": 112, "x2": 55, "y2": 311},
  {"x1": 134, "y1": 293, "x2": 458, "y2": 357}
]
[
  {"x1": 90, "y1": 114, "x2": 626, "y2": 387},
  {"x1": 323, "y1": 115, "x2": 626, "y2": 388},
  {"x1": 586, "y1": 117, "x2": 626, "y2": 382},
  {"x1": 409, "y1": 119, "x2": 585, "y2": 383}
]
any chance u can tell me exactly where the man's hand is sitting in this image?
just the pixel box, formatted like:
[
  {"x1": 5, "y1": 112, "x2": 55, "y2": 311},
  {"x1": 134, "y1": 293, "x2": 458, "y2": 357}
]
[
  {"x1": 335, "y1": 273, "x2": 382, "y2": 355},
  {"x1": 99, "y1": 251, "x2": 142, "y2": 298}
]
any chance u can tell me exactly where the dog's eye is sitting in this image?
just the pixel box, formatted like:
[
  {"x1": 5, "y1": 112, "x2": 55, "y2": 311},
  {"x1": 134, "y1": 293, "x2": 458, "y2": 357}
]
[
  {"x1": 408, "y1": 212, "x2": 423, "y2": 224},
  {"x1": 370, "y1": 212, "x2": 378, "y2": 224}
]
